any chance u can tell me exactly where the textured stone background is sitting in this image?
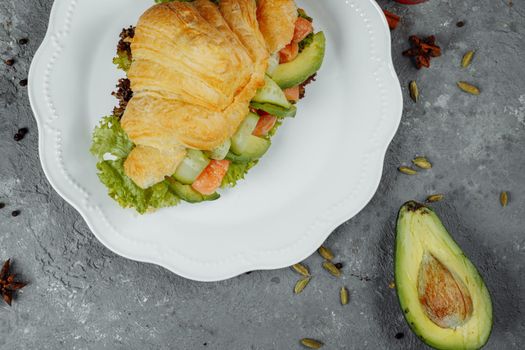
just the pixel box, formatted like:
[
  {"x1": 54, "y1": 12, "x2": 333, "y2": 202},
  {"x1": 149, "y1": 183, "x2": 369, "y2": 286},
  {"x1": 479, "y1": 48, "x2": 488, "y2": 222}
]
[{"x1": 0, "y1": 0, "x2": 524, "y2": 349}]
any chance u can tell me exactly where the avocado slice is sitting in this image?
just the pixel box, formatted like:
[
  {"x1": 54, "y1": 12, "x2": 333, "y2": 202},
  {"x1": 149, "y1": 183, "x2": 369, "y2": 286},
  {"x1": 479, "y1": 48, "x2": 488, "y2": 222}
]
[
  {"x1": 166, "y1": 177, "x2": 219, "y2": 203},
  {"x1": 250, "y1": 102, "x2": 297, "y2": 119},
  {"x1": 270, "y1": 31, "x2": 326, "y2": 89},
  {"x1": 395, "y1": 201, "x2": 493, "y2": 350}
]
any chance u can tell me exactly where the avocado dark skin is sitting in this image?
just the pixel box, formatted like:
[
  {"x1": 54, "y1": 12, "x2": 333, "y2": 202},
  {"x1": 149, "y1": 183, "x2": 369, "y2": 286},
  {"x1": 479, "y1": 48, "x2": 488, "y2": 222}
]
[{"x1": 395, "y1": 201, "x2": 493, "y2": 350}]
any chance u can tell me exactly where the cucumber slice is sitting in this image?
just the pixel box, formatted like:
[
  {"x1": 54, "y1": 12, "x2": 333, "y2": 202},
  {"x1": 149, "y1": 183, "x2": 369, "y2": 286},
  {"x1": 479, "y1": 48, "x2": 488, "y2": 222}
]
[
  {"x1": 208, "y1": 139, "x2": 231, "y2": 160},
  {"x1": 227, "y1": 135, "x2": 270, "y2": 162},
  {"x1": 250, "y1": 102, "x2": 297, "y2": 119},
  {"x1": 252, "y1": 75, "x2": 291, "y2": 109},
  {"x1": 231, "y1": 113, "x2": 259, "y2": 155},
  {"x1": 173, "y1": 149, "x2": 210, "y2": 185},
  {"x1": 166, "y1": 177, "x2": 219, "y2": 203}
]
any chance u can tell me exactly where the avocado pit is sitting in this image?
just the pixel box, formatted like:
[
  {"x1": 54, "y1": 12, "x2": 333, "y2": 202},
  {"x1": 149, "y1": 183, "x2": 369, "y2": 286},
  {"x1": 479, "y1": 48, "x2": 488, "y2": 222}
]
[{"x1": 418, "y1": 252, "x2": 473, "y2": 329}]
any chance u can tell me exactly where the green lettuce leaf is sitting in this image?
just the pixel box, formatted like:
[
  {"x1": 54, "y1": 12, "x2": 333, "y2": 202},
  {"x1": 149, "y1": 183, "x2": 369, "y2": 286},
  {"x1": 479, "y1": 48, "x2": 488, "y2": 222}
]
[
  {"x1": 113, "y1": 51, "x2": 132, "y2": 72},
  {"x1": 96, "y1": 160, "x2": 180, "y2": 214},
  {"x1": 221, "y1": 161, "x2": 258, "y2": 188},
  {"x1": 90, "y1": 115, "x2": 133, "y2": 160}
]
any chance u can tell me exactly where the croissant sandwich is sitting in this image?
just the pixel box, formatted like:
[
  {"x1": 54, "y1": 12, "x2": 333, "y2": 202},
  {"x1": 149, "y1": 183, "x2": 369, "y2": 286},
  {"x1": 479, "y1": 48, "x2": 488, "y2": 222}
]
[{"x1": 91, "y1": 0, "x2": 326, "y2": 213}]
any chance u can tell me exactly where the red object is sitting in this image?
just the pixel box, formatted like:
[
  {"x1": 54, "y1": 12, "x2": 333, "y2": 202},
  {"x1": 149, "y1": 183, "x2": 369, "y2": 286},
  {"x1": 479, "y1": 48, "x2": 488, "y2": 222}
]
[
  {"x1": 192, "y1": 160, "x2": 230, "y2": 195},
  {"x1": 383, "y1": 9, "x2": 400, "y2": 30},
  {"x1": 293, "y1": 17, "x2": 314, "y2": 43},
  {"x1": 393, "y1": 0, "x2": 428, "y2": 4},
  {"x1": 253, "y1": 114, "x2": 278, "y2": 137},
  {"x1": 279, "y1": 42, "x2": 299, "y2": 63},
  {"x1": 283, "y1": 86, "x2": 300, "y2": 102}
]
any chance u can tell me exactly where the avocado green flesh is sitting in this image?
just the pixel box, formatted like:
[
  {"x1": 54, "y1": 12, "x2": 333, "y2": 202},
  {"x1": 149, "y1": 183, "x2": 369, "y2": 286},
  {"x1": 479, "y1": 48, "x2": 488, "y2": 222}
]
[
  {"x1": 249, "y1": 102, "x2": 297, "y2": 119},
  {"x1": 166, "y1": 177, "x2": 219, "y2": 203},
  {"x1": 270, "y1": 31, "x2": 326, "y2": 89},
  {"x1": 395, "y1": 202, "x2": 493, "y2": 350}
]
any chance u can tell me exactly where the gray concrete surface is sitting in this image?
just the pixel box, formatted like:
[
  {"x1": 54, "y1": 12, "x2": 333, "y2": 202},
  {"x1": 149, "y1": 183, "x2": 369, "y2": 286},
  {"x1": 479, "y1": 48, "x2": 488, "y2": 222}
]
[{"x1": 0, "y1": 0, "x2": 524, "y2": 349}]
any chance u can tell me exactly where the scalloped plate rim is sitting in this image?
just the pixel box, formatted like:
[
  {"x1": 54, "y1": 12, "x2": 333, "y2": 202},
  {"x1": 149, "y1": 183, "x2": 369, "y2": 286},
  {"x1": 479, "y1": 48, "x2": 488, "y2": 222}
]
[{"x1": 28, "y1": 0, "x2": 403, "y2": 282}]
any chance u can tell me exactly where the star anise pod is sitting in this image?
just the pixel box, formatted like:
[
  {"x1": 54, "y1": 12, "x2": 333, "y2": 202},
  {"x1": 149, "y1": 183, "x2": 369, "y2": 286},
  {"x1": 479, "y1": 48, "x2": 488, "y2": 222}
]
[
  {"x1": 403, "y1": 35, "x2": 441, "y2": 69},
  {"x1": 0, "y1": 259, "x2": 27, "y2": 306}
]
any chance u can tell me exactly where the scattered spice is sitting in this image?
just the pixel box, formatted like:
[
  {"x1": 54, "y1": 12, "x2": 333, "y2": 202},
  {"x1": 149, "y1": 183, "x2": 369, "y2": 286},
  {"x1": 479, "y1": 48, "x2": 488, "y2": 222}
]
[
  {"x1": 292, "y1": 263, "x2": 310, "y2": 277},
  {"x1": 426, "y1": 194, "x2": 444, "y2": 203},
  {"x1": 11, "y1": 210, "x2": 21, "y2": 217},
  {"x1": 294, "y1": 277, "x2": 311, "y2": 294},
  {"x1": 0, "y1": 203, "x2": 5, "y2": 209},
  {"x1": 0, "y1": 259, "x2": 27, "y2": 306},
  {"x1": 457, "y1": 81, "x2": 480, "y2": 95},
  {"x1": 461, "y1": 50, "x2": 475, "y2": 68},
  {"x1": 318, "y1": 246, "x2": 334, "y2": 261},
  {"x1": 340, "y1": 286, "x2": 349, "y2": 305},
  {"x1": 395, "y1": 332, "x2": 405, "y2": 340},
  {"x1": 112, "y1": 78, "x2": 133, "y2": 118},
  {"x1": 4, "y1": 58, "x2": 14, "y2": 66},
  {"x1": 409, "y1": 81, "x2": 419, "y2": 102},
  {"x1": 398, "y1": 166, "x2": 417, "y2": 175},
  {"x1": 456, "y1": 21, "x2": 465, "y2": 28},
  {"x1": 19, "y1": 79, "x2": 28, "y2": 87},
  {"x1": 322, "y1": 261, "x2": 341, "y2": 277},
  {"x1": 383, "y1": 9, "x2": 400, "y2": 30},
  {"x1": 412, "y1": 156, "x2": 432, "y2": 169},
  {"x1": 388, "y1": 281, "x2": 396, "y2": 289},
  {"x1": 334, "y1": 262, "x2": 343, "y2": 270},
  {"x1": 403, "y1": 35, "x2": 441, "y2": 69},
  {"x1": 500, "y1": 191, "x2": 508, "y2": 207},
  {"x1": 14, "y1": 127, "x2": 29, "y2": 142},
  {"x1": 18, "y1": 38, "x2": 29, "y2": 45},
  {"x1": 300, "y1": 338, "x2": 324, "y2": 349}
]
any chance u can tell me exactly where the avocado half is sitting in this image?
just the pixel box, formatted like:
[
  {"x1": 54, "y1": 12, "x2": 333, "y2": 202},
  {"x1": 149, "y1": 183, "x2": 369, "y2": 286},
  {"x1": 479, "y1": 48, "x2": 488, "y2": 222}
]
[{"x1": 395, "y1": 201, "x2": 493, "y2": 350}]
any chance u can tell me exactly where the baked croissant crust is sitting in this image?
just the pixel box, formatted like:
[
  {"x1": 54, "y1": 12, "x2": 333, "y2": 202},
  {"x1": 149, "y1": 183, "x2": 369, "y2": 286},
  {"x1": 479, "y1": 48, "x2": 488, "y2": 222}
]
[
  {"x1": 121, "y1": 0, "x2": 268, "y2": 189},
  {"x1": 256, "y1": 0, "x2": 298, "y2": 53}
]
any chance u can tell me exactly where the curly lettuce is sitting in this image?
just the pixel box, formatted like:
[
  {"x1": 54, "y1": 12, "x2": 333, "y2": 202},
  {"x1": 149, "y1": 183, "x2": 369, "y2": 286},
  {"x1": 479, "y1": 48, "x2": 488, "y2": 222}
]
[{"x1": 91, "y1": 116, "x2": 181, "y2": 213}]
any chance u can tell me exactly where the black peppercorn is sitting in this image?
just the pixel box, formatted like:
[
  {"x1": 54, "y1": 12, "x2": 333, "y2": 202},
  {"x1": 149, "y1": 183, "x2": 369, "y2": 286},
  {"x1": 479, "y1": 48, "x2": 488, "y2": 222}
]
[
  {"x1": 0, "y1": 203, "x2": 5, "y2": 209},
  {"x1": 11, "y1": 210, "x2": 21, "y2": 217},
  {"x1": 19, "y1": 79, "x2": 28, "y2": 87},
  {"x1": 4, "y1": 58, "x2": 15, "y2": 66},
  {"x1": 456, "y1": 21, "x2": 465, "y2": 27},
  {"x1": 395, "y1": 332, "x2": 405, "y2": 339},
  {"x1": 18, "y1": 38, "x2": 29, "y2": 45}
]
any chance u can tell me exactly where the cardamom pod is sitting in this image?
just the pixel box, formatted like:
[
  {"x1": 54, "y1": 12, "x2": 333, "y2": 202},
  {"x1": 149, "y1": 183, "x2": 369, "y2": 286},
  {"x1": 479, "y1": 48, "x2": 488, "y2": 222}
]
[
  {"x1": 322, "y1": 261, "x2": 341, "y2": 277},
  {"x1": 457, "y1": 81, "x2": 480, "y2": 95},
  {"x1": 340, "y1": 286, "x2": 349, "y2": 305},
  {"x1": 461, "y1": 50, "x2": 475, "y2": 68},
  {"x1": 500, "y1": 191, "x2": 508, "y2": 207},
  {"x1": 409, "y1": 81, "x2": 419, "y2": 102},
  {"x1": 412, "y1": 156, "x2": 432, "y2": 169},
  {"x1": 426, "y1": 194, "x2": 444, "y2": 203},
  {"x1": 398, "y1": 166, "x2": 417, "y2": 175},
  {"x1": 292, "y1": 263, "x2": 310, "y2": 277},
  {"x1": 300, "y1": 338, "x2": 324, "y2": 349},
  {"x1": 294, "y1": 277, "x2": 311, "y2": 294},
  {"x1": 318, "y1": 246, "x2": 334, "y2": 261}
]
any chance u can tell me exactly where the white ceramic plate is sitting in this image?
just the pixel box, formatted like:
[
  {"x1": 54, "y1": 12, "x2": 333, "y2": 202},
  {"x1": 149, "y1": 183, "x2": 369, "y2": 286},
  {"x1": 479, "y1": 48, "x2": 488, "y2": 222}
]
[{"x1": 29, "y1": 0, "x2": 402, "y2": 281}]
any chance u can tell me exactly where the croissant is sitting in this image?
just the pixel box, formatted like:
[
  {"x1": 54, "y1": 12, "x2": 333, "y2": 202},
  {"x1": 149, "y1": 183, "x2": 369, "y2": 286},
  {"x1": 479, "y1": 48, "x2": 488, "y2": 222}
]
[{"x1": 121, "y1": 0, "x2": 270, "y2": 189}]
